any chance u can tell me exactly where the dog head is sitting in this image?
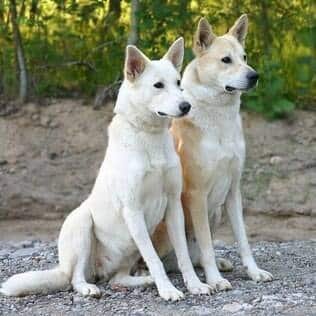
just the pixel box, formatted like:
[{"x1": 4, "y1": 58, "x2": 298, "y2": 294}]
[
  {"x1": 115, "y1": 38, "x2": 190, "y2": 119},
  {"x1": 192, "y1": 14, "x2": 258, "y2": 94}
]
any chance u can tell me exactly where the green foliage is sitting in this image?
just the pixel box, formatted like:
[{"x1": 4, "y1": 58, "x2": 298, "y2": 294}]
[{"x1": 0, "y1": 0, "x2": 314, "y2": 118}]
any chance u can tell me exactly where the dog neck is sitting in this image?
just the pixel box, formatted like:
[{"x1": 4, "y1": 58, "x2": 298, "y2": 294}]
[
  {"x1": 114, "y1": 85, "x2": 170, "y2": 134},
  {"x1": 116, "y1": 111, "x2": 169, "y2": 134},
  {"x1": 183, "y1": 83, "x2": 240, "y2": 132}
]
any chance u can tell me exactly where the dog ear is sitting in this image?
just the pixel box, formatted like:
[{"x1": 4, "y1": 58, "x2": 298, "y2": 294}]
[
  {"x1": 163, "y1": 37, "x2": 184, "y2": 72},
  {"x1": 228, "y1": 14, "x2": 248, "y2": 46},
  {"x1": 124, "y1": 45, "x2": 149, "y2": 81},
  {"x1": 193, "y1": 18, "x2": 216, "y2": 56}
]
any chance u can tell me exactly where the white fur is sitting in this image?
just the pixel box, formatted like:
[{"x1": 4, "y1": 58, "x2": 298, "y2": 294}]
[{"x1": 0, "y1": 39, "x2": 210, "y2": 301}]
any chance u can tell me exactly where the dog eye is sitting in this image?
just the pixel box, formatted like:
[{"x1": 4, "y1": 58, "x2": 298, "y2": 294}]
[
  {"x1": 243, "y1": 55, "x2": 247, "y2": 61},
  {"x1": 153, "y1": 82, "x2": 164, "y2": 89},
  {"x1": 221, "y1": 56, "x2": 232, "y2": 64},
  {"x1": 177, "y1": 80, "x2": 181, "y2": 86}
]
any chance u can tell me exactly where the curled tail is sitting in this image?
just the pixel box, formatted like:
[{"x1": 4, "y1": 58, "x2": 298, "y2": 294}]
[{"x1": 0, "y1": 267, "x2": 70, "y2": 296}]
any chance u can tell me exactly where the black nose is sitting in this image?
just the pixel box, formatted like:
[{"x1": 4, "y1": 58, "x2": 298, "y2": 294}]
[
  {"x1": 247, "y1": 71, "x2": 259, "y2": 84},
  {"x1": 179, "y1": 102, "x2": 191, "y2": 115}
]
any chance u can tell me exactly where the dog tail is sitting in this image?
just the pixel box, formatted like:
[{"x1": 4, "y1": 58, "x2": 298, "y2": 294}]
[{"x1": 0, "y1": 267, "x2": 70, "y2": 296}]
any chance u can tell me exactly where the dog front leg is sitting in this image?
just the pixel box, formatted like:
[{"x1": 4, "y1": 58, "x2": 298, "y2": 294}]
[
  {"x1": 122, "y1": 207, "x2": 184, "y2": 301},
  {"x1": 165, "y1": 197, "x2": 210, "y2": 295},
  {"x1": 225, "y1": 186, "x2": 273, "y2": 282},
  {"x1": 186, "y1": 191, "x2": 232, "y2": 291}
]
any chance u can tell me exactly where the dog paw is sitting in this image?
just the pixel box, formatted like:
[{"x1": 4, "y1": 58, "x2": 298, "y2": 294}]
[
  {"x1": 0, "y1": 286, "x2": 11, "y2": 296},
  {"x1": 247, "y1": 268, "x2": 273, "y2": 282},
  {"x1": 217, "y1": 258, "x2": 233, "y2": 272},
  {"x1": 207, "y1": 277, "x2": 232, "y2": 292},
  {"x1": 75, "y1": 283, "x2": 101, "y2": 298},
  {"x1": 134, "y1": 268, "x2": 149, "y2": 277},
  {"x1": 141, "y1": 275, "x2": 155, "y2": 286},
  {"x1": 158, "y1": 284, "x2": 184, "y2": 301},
  {"x1": 187, "y1": 281, "x2": 211, "y2": 295}
]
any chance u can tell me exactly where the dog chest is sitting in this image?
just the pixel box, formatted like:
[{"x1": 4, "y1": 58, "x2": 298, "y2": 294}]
[
  {"x1": 201, "y1": 137, "x2": 244, "y2": 208},
  {"x1": 144, "y1": 194, "x2": 168, "y2": 234}
]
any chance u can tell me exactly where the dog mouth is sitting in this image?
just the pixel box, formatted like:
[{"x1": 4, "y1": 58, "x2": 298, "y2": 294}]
[
  {"x1": 225, "y1": 85, "x2": 237, "y2": 92},
  {"x1": 156, "y1": 111, "x2": 187, "y2": 118},
  {"x1": 157, "y1": 111, "x2": 168, "y2": 117},
  {"x1": 225, "y1": 85, "x2": 252, "y2": 93},
  {"x1": 225, "y1": 81, "x2": 258, "y2": 93}
]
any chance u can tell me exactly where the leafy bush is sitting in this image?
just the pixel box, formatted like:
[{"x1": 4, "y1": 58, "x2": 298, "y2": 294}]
[{"x1": 0, "y1": 0, "x2": 314, "y2": 118}]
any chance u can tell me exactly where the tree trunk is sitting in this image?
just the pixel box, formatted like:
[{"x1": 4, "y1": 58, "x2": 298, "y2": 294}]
[
  {"x1": 29, "y1": 0, "x2": 38, "y2": 24},
  {"x1": 108, "y1": 0, "x2": 121, "y2": 18},
  {"x1": 19, "y1": 0, "x2": 25, "y2": 18},
  {"x1": 104, "y1": 0, "x2": 121, "y2": 32},
  {"x1": 259, "y1": 0, "x2": 272, "y2": 55},
  {"x1": 0, "y1": 0, "x2": 5, "y2": 23},
  {"x1": 9, "y1": 0, "x2": 28, "y2": 104},
  {"x1": 127, "y1": 0, "x2": 139, "y2": 45}
]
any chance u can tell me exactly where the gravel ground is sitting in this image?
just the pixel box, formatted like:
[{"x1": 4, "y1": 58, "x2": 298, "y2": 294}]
[{"x1": 0, "y1": 240, "x2": 315, "y2": 315}]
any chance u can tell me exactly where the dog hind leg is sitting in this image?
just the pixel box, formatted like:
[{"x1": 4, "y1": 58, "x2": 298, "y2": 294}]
[
  {"x1": 185, "y1": 193, "x2": 232, "y2": 291},
  {"x1": 59, "y1": 206, "x2": 101, "y2": 297}
]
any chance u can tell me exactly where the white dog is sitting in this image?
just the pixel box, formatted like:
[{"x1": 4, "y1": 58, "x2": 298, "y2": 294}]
[
  {"x1": 152, "y1": 15, "x2": 273, "y2": 291},
  {"x1": 0, "y1": 38, "x2": 210, "y2": 301}
]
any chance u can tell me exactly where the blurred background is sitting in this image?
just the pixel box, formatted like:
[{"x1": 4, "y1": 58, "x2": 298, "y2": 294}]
[
  {"x1": 0, "y1": 0, "x2": 315, "y2": 242},
  {"x1": 1, "y1": 0, "x2": 315, "y2": 116}
]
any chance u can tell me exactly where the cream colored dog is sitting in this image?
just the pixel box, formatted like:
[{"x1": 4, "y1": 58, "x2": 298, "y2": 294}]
[
  {"x1": 152, "y1": 15, "x2": 273, "y2": 291},
  {"x1": 0, "y1": 38, "x2": 210, "y2": 301}
]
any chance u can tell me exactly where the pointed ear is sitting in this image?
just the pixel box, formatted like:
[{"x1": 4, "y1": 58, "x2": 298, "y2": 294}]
[
  {"x1": 163, "y1": 37, "x2": 184, "y2": 72},
  {"x1": 193, "y1": 17, "x2": 216, "y2": 56},
  {"x1": 228, "y1": 14, "x2": 248, "y2": 46},
  {"x1": 124, "y1": 45, "x2": 149, "y2": 81}
]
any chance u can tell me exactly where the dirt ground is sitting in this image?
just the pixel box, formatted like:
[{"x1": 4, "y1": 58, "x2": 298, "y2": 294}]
[
  {"x1": 0, "y1": 214, "x2": 314, "y2": 244},
  {"x1": 0, "y1": 99, "x2": 315, "y2": 241}
]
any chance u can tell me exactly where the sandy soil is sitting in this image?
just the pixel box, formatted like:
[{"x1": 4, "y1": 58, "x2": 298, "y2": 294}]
[
  {"x1": 0, "y1": 214, "x2": 314, "y2": 244},
  {"x1": 0, "y1": 99, "x2": 315, "y2": 242}
]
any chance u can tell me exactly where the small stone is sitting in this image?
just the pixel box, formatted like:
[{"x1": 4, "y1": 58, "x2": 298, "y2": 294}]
[
  {"x1": 40, "y1": 116, "x2": 51, "y2": 127},
  {"x1": 13, "y1": 240, "x2": 34, "y2": 248},
  {"x1": 11, "y1": 248, "x2": 36, "y2": 258},
  {"x1": 31, "y1": 113, "x2": 40, "y2": 121},
  {"x1": 274, "y1": 302, "x2": 284, "y2": 308},
  {"x1": 214, "y1": 239, "x2": 227, "y2": 248},
  {"x1": 49, "y1": 120, "x2": 59, "y2": 128},
  {"x1": 242, "y1": 303, "x2": 253, "y2": 310},
  {"x1": 255, "y1": 167, "x2": 264, "y2": 175},
  {"x1": 304, "y1": 276, "x2": 315, "y2": 285},
  {"x1": 222, "y1": 302, "x2": 242, "y2": 313},
  {"x1": 304, "y1": 118, "x2": 315, "y2": 128},
  {"x1": 48, "y1": 152, "x2": 58, "y2": 160},
  {"x1": 262, "y1": 294, "x2": 278, "y2": 301},
  {"x1": 73, "y1": 295, "x2": 84, "y2": 304},
  {"x1": 0, "y1": 249, "x2": 11, "y2": 257},
  {"x1": 270, "y1": 156, "x2": 283, "y2": 164},
  {"x1": 231, "y1": 290, "x2": 243, "y2": 296}
]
